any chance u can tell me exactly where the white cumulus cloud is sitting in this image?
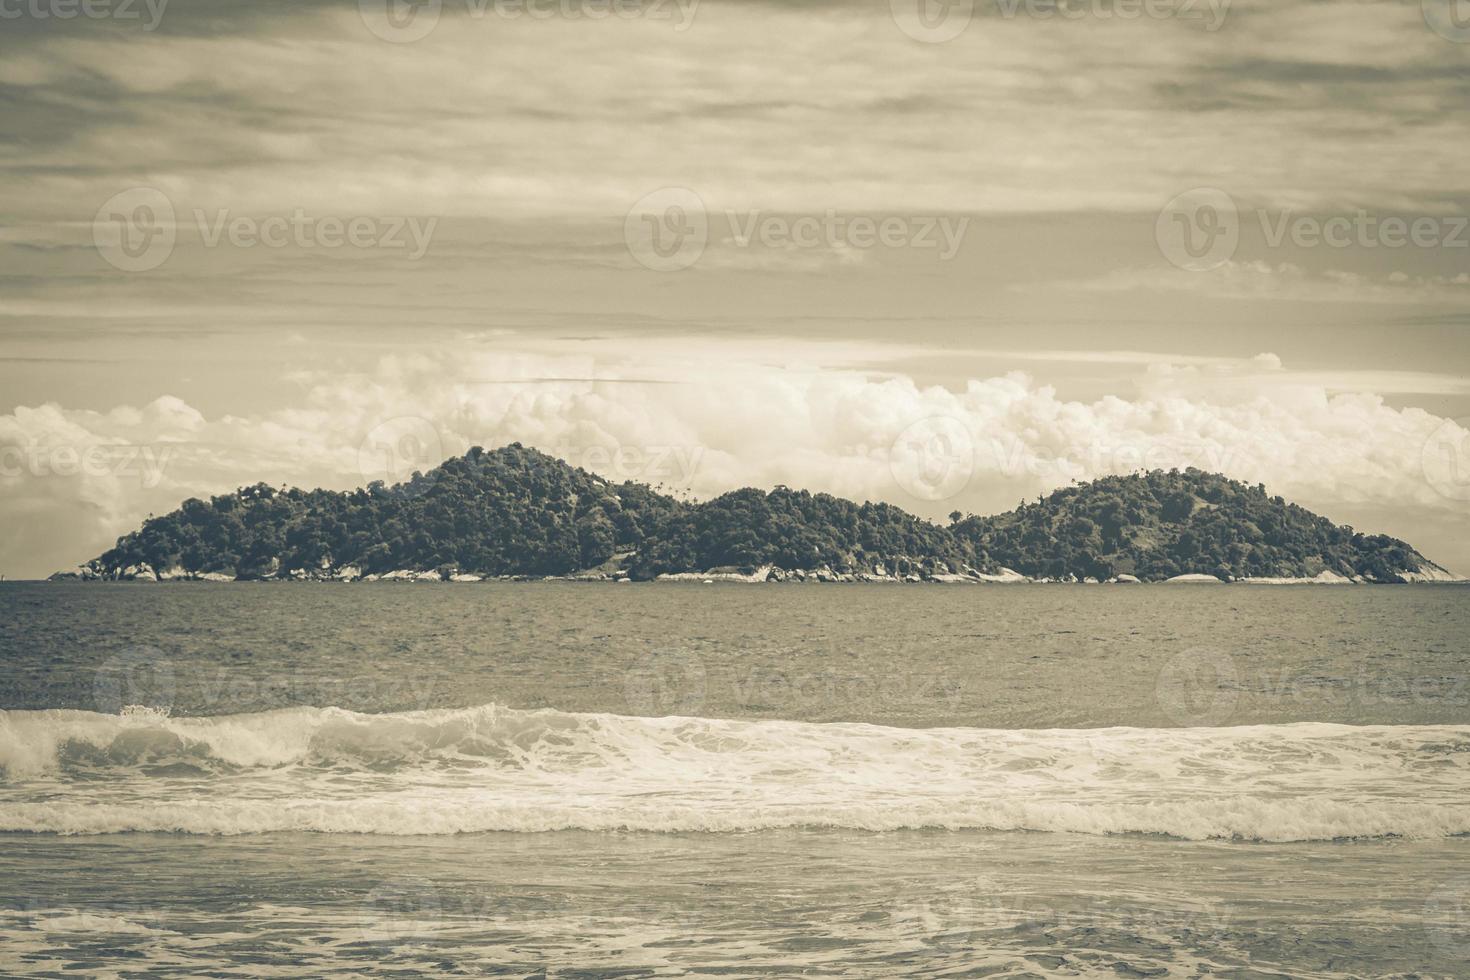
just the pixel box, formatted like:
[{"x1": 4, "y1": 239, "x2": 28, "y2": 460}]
[{"x1": 2, "y1": 346, "x2": 1466, "y2": 577}]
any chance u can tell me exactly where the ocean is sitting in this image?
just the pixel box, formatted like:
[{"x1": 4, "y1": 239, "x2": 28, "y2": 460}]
[{"x1": 1, "y1": 582, "x2": 1468, "y2": 977}]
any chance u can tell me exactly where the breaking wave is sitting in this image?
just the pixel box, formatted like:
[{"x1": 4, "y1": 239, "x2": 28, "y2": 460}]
[{"x1": 2, "y1": 704, "x2": 1467, "y2": 840}]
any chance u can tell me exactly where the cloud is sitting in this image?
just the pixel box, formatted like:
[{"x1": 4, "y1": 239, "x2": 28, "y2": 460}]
[
  {"x1": 2, "y1": 0, "x2": 1468, "y2": 225},
  {"x1": 1056, "y1": 260, "x2": 1470, "y2": 306},
  {"x1": 3, "y1": 0, "x2": 1468, "y2": 577},
  {"x1": 3, "y1": 345, "x2": 1465, "y2": 576}
]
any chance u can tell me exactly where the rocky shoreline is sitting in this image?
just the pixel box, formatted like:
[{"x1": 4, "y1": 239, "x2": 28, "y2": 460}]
[{"x1": 47, "y1": 558, "x2": 1461, "y2": 585}]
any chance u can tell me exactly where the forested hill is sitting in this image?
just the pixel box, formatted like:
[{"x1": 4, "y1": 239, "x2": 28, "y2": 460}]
[
  {"x1": 72, "y1": 444, "x2": 1451, "y2": 583},
  {"x1": 955, "y1": 469, "x2": 1446, "y2": 583}
]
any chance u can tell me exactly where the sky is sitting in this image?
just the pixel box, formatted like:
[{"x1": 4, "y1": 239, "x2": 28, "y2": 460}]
[{"x1": 2, "y1": 0, "x2": 1469, "y2": 577}]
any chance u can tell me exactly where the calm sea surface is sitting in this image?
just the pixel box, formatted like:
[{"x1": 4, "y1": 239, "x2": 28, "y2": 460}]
[{"x1": 1, "y1": 582, "x2": 1468, "y2": 977}]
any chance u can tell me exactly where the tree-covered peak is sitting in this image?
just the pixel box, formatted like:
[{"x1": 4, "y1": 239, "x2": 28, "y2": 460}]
[
  {"x1": 954, "y1": 468, "x2": 1443, "y2": 582},
  {"x1": 79, "y1": 453, "x2": 1448, "y2": 584}
]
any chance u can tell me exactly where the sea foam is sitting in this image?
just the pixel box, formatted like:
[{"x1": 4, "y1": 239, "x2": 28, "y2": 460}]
[{"x1": 2, "y1": 704, "x2": 1467, "y2": 840}]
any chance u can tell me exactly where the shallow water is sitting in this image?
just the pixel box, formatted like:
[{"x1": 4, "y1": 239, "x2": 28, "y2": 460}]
[
  {"x1": 3, "y1": 831, "x2": 1467, "y2": 977},
  {"x1": 1, "y1": 582, "x2": 1468, "y2": 977}
]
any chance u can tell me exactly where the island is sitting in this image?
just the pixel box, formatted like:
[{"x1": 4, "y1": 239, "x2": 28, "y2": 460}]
[{"x1": 54, "y1": 444, "x2": 1457, "y2": 585}]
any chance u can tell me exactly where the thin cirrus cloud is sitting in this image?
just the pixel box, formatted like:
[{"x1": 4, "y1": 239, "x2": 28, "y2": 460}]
[
  {"x1": 1055, "y1": 262, "x2": 1470, "y2": 305},
  {"x1": 954, "y1": 349, "x2": 1470, "y2": 396},
  {"x1": 0, "y1": 0, "x2": 1467, "y2": 222}
]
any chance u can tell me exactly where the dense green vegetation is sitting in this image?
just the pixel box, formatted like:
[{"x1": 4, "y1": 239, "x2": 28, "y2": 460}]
[
  {"x1": 95, "y1": 445, "x2": 679, "y2": 579},
  {"x1": 630, "y1": 486, "x2": 982, "y2": 578},
  {"x1": 84, "y1": 445, "x2": 1441, "y2": 582},
  {"x1": 955, "y1": 469, "x2": 1429, "y2": 582}
]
